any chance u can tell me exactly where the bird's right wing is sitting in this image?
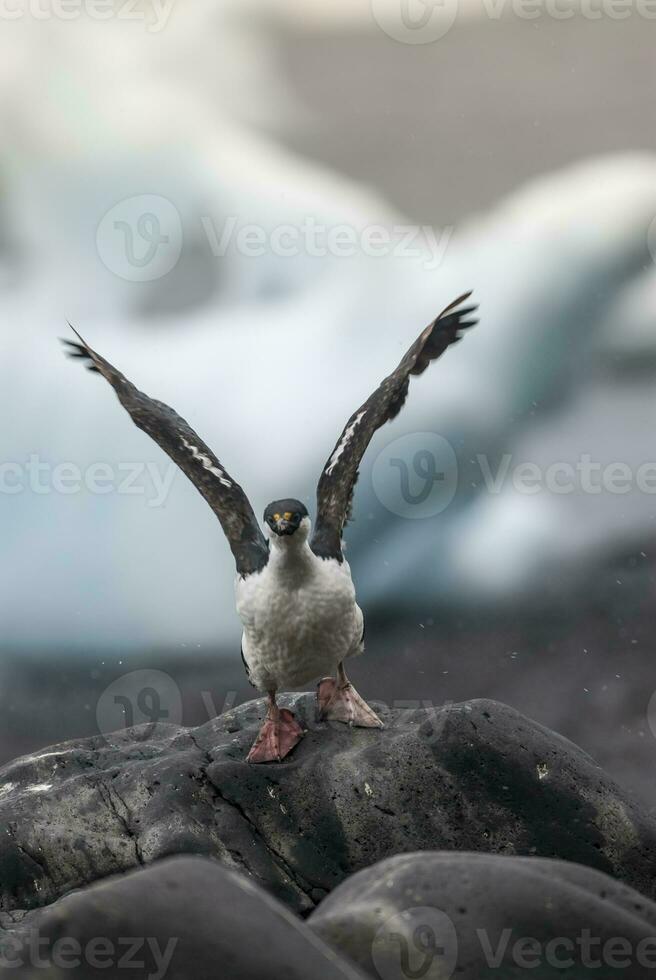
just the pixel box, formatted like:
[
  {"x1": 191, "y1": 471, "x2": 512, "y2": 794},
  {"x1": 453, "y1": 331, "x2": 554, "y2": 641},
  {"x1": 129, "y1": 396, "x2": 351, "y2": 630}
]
[{"x1": 62, "y1": 329, "x2": 269, "y2": 577}]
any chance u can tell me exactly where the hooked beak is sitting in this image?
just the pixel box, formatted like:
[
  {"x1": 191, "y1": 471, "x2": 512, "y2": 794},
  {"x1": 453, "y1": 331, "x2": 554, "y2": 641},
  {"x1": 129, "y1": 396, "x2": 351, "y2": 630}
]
[{"x1": 274, "y1": 518, "x2": 295, "y2": 536}]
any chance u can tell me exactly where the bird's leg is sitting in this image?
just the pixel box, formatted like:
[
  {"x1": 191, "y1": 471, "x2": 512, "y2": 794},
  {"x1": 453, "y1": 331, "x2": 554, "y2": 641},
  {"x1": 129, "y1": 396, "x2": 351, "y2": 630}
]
[
  {"x1": 317, "y1": 663, "x2": 383, "y2": 728},
  {"x1": 246, "y1": 691, "x2": 304, "y2": 764}
]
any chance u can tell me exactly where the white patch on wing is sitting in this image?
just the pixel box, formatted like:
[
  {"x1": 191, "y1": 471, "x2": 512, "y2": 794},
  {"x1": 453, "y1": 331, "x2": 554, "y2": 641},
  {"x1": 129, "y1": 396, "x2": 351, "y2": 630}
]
[
  {"x1": 181, "y1": 438, "x2": 232, "y2": 487},
  {"x1": 325, "y1": 410, "x2": 366, "y2": 476},
  {"x1": 24, "y1": 748, "x2": 76, "y2": 763}
]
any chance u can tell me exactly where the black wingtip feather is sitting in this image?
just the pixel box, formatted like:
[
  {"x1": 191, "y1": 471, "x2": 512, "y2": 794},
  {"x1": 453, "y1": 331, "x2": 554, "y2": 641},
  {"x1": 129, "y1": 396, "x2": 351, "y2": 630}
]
[
  {"x1": 408, "y1": 294, "x2": 479, "y2": 376},
  {"x1": 438, "y1": 290, "x2": 474, "y2": 317},
  {"x1": 66, "y1": 320, "x2": 88, "y2": 347},
  {"x1": 61, "y1": 325, "x2": 99, "y2": 372},
  {"x1": 62, "y1": 342, "x2": 90, "y2": 359}
]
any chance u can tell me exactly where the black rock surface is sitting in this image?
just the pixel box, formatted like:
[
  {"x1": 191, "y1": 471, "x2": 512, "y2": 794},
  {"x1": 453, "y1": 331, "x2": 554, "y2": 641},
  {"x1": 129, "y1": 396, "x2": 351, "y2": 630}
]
[
  {"x1": 0, "y1": 855, "x2": 366, "y2": 980},
  {"x1": 0, "y1": 696, "x2": 655, "y2": 921},
  {"x1": 309, "y1": 850, "x2": 656, "y2": 979}
]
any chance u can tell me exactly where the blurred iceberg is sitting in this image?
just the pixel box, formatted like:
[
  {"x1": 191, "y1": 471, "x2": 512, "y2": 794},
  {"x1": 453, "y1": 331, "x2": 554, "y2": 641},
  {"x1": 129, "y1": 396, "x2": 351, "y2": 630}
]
[{"x1": 1, "y1": 9, "x2": 655, "y2": 653}]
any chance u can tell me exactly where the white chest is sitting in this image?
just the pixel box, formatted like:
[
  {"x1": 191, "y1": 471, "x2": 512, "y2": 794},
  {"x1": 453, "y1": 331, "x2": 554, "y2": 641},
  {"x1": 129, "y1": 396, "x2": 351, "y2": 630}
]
[{"x1": 235, "y1": 546, "x2": 362, "y2": 691}]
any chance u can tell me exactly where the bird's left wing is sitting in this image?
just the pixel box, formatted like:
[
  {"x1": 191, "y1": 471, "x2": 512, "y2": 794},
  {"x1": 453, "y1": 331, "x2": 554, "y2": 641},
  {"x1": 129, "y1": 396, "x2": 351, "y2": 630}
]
[
  {"x1": 311, "y1": 292, "x2": 477, "y2": 562},
  {"x1": 62, "y1": 329, "x2": 269, "y2": 576}
]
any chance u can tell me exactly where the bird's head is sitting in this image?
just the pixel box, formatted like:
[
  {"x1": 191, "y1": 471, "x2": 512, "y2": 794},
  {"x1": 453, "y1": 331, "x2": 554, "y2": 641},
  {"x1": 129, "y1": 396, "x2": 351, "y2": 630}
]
[{"x1": 264, "y1": 499, "x2": 310, "y2": 543}]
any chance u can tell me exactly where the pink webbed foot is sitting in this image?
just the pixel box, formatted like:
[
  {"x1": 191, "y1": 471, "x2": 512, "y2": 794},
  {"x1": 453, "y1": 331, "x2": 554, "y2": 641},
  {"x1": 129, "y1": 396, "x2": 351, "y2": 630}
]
[
  {"x1": 246, "y1": 706, "x2": 304, "y2": 764},
  {"x1": 317, "y1": 677, "x2": 384, "y2": 729}
]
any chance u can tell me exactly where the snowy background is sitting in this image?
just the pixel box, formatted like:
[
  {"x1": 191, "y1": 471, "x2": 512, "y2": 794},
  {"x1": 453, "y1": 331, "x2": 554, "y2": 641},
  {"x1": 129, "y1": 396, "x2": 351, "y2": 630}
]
[{"x1": 1, "y1": 1, "x2": 655, "y2": 802}]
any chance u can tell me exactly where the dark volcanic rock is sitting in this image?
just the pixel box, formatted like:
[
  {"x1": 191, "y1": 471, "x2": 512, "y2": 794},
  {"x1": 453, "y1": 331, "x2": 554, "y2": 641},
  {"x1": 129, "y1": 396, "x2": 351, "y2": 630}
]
[
  {"x1": 309, "y1": 851, "x2": 656, "y2": 979},
  {"x1": 0, "y1": 696, "x2": 655, "y2": 921},
  {"x1": 0, "y1": 855, "x2": 366, "y2": 980}
]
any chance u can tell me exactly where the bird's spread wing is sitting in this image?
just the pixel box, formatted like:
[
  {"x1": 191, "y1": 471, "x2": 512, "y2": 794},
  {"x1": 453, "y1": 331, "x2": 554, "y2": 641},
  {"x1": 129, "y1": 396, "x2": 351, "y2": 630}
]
[
  {"x1": 311, "y1": 292, "x2": 478, "y2": 562},
  {"x1": 62, "y1": 329, "x2": 269, "y2": 577}
]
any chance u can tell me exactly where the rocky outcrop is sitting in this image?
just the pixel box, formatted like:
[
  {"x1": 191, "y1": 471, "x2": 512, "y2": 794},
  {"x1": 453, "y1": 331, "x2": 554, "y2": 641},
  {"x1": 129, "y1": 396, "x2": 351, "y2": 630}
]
[
  {"x1": 309, "y1": 850, "x2": 656, "y2": 979},
  {"x1": 0, "y1": 696, "x2": 654, "y2": 921},
  {"x1": 0, "y1": 855, "x2": 366, "y2": 980}
]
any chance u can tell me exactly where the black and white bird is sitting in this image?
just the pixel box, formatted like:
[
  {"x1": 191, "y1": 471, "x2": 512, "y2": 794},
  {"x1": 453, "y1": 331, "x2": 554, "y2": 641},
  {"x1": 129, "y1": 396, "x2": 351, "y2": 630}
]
[{"x1": 63, "y1": 292, "x2": 477, "y2": 763}]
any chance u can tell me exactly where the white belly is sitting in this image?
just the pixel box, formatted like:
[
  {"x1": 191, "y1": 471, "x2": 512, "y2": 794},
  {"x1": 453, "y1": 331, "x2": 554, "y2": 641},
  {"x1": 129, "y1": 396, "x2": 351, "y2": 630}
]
[{"x1": 235, "y1": 548, "x2": 363, "y2": 693}]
